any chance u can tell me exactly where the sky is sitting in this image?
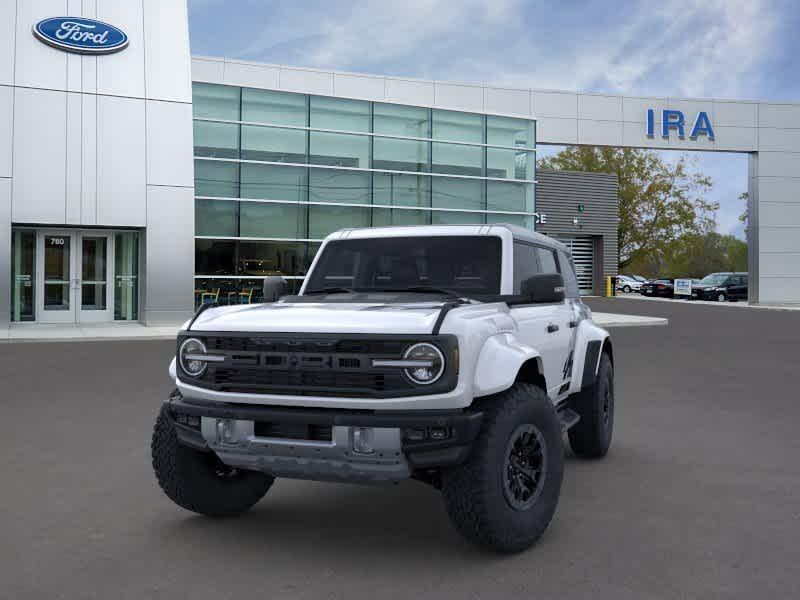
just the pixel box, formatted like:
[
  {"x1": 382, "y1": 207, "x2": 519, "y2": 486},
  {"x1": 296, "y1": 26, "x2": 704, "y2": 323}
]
[{"x1": 187, "y1": 0, "x2": 800, "y2": 240}]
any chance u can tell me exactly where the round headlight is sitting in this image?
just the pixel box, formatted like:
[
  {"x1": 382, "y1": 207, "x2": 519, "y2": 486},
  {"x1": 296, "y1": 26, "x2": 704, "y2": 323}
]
[
  {"x1": 403, "y1": 343, "x2": 445, "y2": 385},
  {"x1": 179, "y1": 337, "x2": 208, "y2": 377}
]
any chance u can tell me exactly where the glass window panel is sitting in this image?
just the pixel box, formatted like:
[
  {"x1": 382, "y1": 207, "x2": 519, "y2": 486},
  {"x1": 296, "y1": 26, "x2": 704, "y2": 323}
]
[
  {"x1": 192, "y1": 83, "x2": 240, "y2": 121},
  {"x1": 44, "y1": 235, "x2": 71, "y2": 311},
  {"x1": 308, "y1": 205, "x2": 371, "y2": 239},
  {"x1": 372, "y1": 208, "x2": 429, "y2": 227},
  {"x1": 239, "y1": 241, "x2": 308, "y2": 277},
  {"x1": 431, "y1": 210, "x2": 485, "y2": 225},
  {"x1": 114, "y1": 232, "x2": 139, "y2": 320},
  {"x1": 432, "y1": 110, "x2": 483, "y2": 143},
  {"x1": 242, "y1": 88, "x2": 307, "y2": 126},
  {"x1": 241, "y1": 125, "x2": 306, "y2": 163},
  {"x1": 373, "y1": 137, "x2": 428, "y2": 172},
  {"x1": 373, "y1": 103, "x2": 429, "y2": 137},
  {"x1": 486, "y1": 116, "x2": 534, "y2": 148},
  {"x1": 196, "y1": 199, "x2": 238, "y2": 237},
  {"x1": 486, "y1": 181, "x2": 534, "y2": 212},
  {"x1": 81, "y1": 237, "x2": 107, "y2": 312},
  {"x1": 309, "y1": 131, "x2": 369, "y2": 168},
  {"x1": 513, "y1": 243, "x2": 539, "y2": 293},
  {"x1": 195, "y1": 240, "x2": 236, "y2": 276},
  {"x1": 195, "y1": 160, "x2": 239, "y2": 198},
  {"x1": 486, "y1": 213, "x2": 533, "y2": 229},
  {"x1": 431, "y1": 177, "x2": 483, "y2": 210},
  {"x1": 11, "y1": 230, "x2": 35, "y2": 322},
  {"x1": 373, "y1": 173, "x2": 429, "y2": 207},
  {"x1": 309, "y1": 168, "x2": 370, "y2": 204},
  {"x1": 241, "y1": 164, "x2": 307, "y2": 201},
  {"x1": 310, "y1": 96, "x2": 369, "y2": 132},
  {"x1": 239, "y1": 202, "x2": 307, "y2": 239},
  {"x1": 431, "y1": 142, "x2": 482, "y2": 176},
  {"x1": 536, "y1": 246, "x2": 559, "y2": 274},
  {"x1": 193, "y1": 121, "x2": 239, "y2": 158},
  {"x1": 486, "y1": 149, "x2": 533, "y2": 180}
]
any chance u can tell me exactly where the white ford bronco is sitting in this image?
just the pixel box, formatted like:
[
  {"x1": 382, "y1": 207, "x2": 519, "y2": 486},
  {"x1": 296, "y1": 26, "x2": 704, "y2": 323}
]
[{"x1": 152, "y1": 224, "x2": 614, "y2": 553}]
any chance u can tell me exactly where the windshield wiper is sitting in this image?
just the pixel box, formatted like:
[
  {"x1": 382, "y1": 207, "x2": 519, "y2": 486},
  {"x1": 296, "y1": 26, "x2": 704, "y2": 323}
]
[{"x1": 303, "y1": 287, "x2": 357, "y2": 296}]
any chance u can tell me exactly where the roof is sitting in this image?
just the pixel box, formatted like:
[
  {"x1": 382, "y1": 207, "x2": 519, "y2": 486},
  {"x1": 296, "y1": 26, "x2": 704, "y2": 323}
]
[{"x1": 326, "y1": 224, "x2": 568, "y2": 253}]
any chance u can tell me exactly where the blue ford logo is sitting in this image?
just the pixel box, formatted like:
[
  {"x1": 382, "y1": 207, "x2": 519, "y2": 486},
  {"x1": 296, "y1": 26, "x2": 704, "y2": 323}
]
[{"x1": 33, "y1": 17, "x2": 128, "y2": 54}]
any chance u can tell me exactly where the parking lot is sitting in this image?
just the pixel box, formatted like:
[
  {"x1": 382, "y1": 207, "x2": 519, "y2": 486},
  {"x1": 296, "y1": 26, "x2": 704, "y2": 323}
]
[{"x1": 1, "y1": 297, "x2": 798, "y2": 599}]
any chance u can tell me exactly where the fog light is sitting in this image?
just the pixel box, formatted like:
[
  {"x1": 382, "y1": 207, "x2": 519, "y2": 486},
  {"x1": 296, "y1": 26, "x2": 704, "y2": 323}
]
[
  {"x1": 429, "y1": 427, "x2": 449, "y2": 441},
  {"x1": 216, "y1": 418, "x2": 236, "y2": 443},
  {"x1": 352, "y1": 427, "x2": 375, "y2": 455}
]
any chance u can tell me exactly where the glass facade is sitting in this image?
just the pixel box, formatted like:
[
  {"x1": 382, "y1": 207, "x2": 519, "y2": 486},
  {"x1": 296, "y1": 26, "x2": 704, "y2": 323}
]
[{"x1": 192, "y1": 82, "x2": 536, "y2": 303}]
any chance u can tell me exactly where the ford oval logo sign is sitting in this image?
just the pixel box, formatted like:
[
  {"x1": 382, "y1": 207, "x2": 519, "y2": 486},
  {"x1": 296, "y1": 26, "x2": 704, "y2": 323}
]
[{"x1": 33, "y1": 17, "x2": 128, "y2": 55}]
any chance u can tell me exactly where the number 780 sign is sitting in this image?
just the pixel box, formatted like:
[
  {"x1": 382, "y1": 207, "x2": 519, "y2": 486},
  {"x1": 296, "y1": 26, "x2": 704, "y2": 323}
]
[{"x1": 646, "y1": 109, "x2": 715, "y2": 141}]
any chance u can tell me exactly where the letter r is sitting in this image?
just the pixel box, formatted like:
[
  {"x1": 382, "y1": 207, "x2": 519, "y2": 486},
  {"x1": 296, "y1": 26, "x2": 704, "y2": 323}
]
[{"x1": 662, "y1": 110, "x2": 685, "y2": 138}]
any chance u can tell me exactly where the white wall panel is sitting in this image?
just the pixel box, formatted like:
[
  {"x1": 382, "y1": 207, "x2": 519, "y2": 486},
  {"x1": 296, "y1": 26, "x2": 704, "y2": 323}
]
[
  {"x1": 65, "y1": 92, "x2": 82, "y2": 223},
  {"x1": 96, "y1": 95, "x2": 146, "y2": 226},
  {"x1": 81, "y1": 92, "x2": 97, "y2": 224},
  {"x1": 621, "y1": 121, "x2": 671, "y2": 149},
  {"x1": 713, "y1": 101, "x2": 757, "y2": 128},
  {"x1": 14, "y1": 0, "x2": 69, "y2": 90},
  {"x1": 578, "y1": 94, "x2": 622, "y2": 122},
  {"x1": 709, "y1": 126, "x2": 757, "y2": 152},
  {"x1": 0, "y1": 1, "x2": 15, "y2": 86},
  {"x1": 758, "y1": 103, "x2": 800, "y2": 129},
  {"x1": 577, "y1": 119, "x2": 623, "y2": 146},
  {"x1": 532, "y1": 91, "x2": 577, "y2": 119},
  {"x1": 0, "y1": 86, "x2": 12, "y2": 178},
  {"x1": 145, "y1": 184, "x2": 194, "y2": 323},
  {"x1": 483, "y1": 87, "x2": 530, "y2": 117},
  {"x1": 224, "y1": 61, "x2": 279, "y2": 89},
  {"x1": 385, "y1": 78, "x2": 435, "y2": 107},
  {"x1": 757, "y1": 152, "x2": 800, "y2": 178},
  {"x1": 333, "y1": 73, "x2": 385, "y2": 101},
  {"x1": 536, "y1": 117, "x2": 577, "y2": 145},
  {"x1": 279, "y1": 67, "x2": 334, "y2": 95},
  {"x1": 11, "y1": 87, "x2": 66, "y2": 223},
  {"x1": 143, "y1": 0, "x2": 191, "y2": 102},
  {"x1": 434, "y1": 82, "x2": 483, "y2": 112},
  {"x1": 96, "y1": 0, "x2": 145, "y2": 98},
  {"x1": 759, "y1": 253, "x2": 800, "y2": 277},
  {"x1": 759, "y1": 201, "x2": 800, "y2": 226},
  {"x1": 759, "y1": 277, "x2": 800, "y2": 304},
  {"x1": 758, "y1": 127, "x2": 800, "y2": 153},
  {"x1": 666, "y1": 98, "x2": 714, "y2": 123},
  {"x1": 758, "y1": 227, "x2": 800, "y2": 253},
  {"x1": 146, "y1": 100, "x2": 193, "y2": 187},
  {"x1": 756, "y1": 176, "x2": 800, "y2": 203},
  {"x1": 622, "y1": 97, "x2": 667, "y2": 123},
  {"x1": 191, "y1": 57, "x2": 225, "y2": 83}
]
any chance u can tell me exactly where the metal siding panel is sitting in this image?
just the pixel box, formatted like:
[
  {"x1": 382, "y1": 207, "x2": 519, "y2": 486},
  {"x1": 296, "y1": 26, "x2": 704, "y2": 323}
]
[{"x1": 0, "y1": 178, "x2": 10, "y2": 327}]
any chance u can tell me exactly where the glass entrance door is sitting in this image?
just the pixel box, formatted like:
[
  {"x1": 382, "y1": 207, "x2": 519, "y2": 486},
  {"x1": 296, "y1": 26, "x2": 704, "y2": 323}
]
[{"x1": 35, "y1": 231, "x2": 114, "y2": 323}]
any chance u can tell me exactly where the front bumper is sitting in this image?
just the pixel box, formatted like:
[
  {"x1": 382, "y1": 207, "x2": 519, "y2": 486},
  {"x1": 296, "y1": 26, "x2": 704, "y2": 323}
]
[{"x1": 165, "y1": 392, "x2": 483, "y2": 484}]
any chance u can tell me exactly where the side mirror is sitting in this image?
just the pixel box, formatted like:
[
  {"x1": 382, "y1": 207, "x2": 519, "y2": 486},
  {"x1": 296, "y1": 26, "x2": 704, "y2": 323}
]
[
  {"x1": 262, "y1": 276, "x2": 288, "y2": 302},
  {"x1": 521, "y1": 273, "x2": 565, "y2": 303}
]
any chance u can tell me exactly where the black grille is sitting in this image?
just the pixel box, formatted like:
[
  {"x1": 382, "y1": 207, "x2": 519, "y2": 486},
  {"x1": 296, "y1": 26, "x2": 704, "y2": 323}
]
[
  {"x1": 253, "y1": 421, "x2": 333, "y2": 442},
  {"x1": 179, "y1": 333, "x2": 458, "y2": 399}
]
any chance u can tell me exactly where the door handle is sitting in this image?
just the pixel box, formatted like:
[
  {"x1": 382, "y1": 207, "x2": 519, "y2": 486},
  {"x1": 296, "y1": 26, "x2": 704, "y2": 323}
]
[
  {"x1": 547, "y1": 323, "x2": 559, "y2": 333},
  {"x1": 569, "y1": 320, "x2": 578, "y2": 328}
]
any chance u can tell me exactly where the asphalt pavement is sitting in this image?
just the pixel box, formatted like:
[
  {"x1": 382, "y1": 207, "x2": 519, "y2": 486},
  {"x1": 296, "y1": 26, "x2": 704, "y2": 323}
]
[{"x1": 1, "y1": 297, "x2": 798, "y2": 599}]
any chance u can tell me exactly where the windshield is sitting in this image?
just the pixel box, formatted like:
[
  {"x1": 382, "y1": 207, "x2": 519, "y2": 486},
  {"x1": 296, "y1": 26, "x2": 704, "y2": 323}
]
[
  {"x1": 700, "y1": 274, "x2": 728, "y2": 285},
  {"x1": 304, "y1": 236, "x2": 502, "y2": 296}
]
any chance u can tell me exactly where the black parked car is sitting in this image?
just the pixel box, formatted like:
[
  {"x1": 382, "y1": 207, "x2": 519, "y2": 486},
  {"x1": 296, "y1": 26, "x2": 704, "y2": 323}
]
[
  {"x1": 640, "y1": 279, "x2": 674, "y2": 298},
  {"x1": 691, "y1": 272, "x2": 748, "y2": 302}
]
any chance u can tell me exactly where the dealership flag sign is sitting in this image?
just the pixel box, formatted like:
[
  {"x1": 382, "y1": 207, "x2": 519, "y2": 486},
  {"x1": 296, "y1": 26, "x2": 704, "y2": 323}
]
[{"x1": 33, "y1": 17, "x2": 128, "y2": 54}]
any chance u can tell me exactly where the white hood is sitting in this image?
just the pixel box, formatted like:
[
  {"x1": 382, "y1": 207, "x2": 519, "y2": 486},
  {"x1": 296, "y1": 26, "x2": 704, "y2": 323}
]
[{"x1": 188, "y1": 301, "x2": 446, "y2": 334}]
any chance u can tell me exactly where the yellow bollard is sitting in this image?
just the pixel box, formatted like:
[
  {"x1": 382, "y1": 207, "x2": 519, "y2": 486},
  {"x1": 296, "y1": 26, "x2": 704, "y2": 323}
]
[{"x1": 606, "y1": 276, "x2": 613, "y2": 297}]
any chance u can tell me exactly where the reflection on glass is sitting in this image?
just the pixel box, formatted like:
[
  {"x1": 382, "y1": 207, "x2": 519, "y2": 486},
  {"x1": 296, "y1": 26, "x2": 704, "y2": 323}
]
[
  {"x1": 196, "y1": 199, "x2": 239, "y2": 237},
  {"x1": 309, "y1": 168, "x2": 370, "y2": 204},
  {"x1": 241, "y1": 164, "x2": 307, "y2": 201},
  {"x1": 431, "y1": 142, "x2": 482, "y2": 176},
  {"x1": 310, "y1": 96, "x2": 369, "y2": 131},
  {"x1": 431, "y1": 210, "x2": 485, "y2": 225},
  {"x1": 309, "y1": 132, "x2": 369, "y2": 168},
  {"x1": 242, "y1": 88, "x2": 307, "y2": 126},
  {"x1": 193, "y1": 121, "x2": 239, "y2": 158},
  {"x1": 239, "y1": 202, "x2": 307, "y2": 239},
  {"x1": 372, "y1": 208, "x2": 429, "y2": 227},
  {"x1": 308, "y1": 205, "x2": 370, "y2": 238},
  {"x1": 115, "y1": 232, "x2": 139, "y2": 321},
  {"x1": 195, "y1": 160, "x2": 239, "y2": 198},
  {"x1": 238, "y1": 241, "x2": 311, "y2": 276},
  {"x1": 81, "y1": 237, "x2": 107, "y2": 311},
  {"x1": 373, "y1": 173, "x2": 429, "y2": 207},
  {"x1": 192, "y1": 83, "x2": 240, "y2": 120},
  {"x1": 487, "y1": 116, "x2": 534, "y2": 148},
  {"x1": 486, "y1": 213, "x2": 532, "y2": 228},
  {"x1": 432, "y1": 110, "x2": 483, "y2": 143},
  {"x1": 486, "y1": 149, "x2": 533, "y2": 180},
  {"x1": 487, "y1": 181, "x2": 534, "y2": 213},
  {"x1": 241, "y1": 125, "x2": 306, "y2": 163},
  {"x1": 44, "y1": 235, "x2": 71, "y2": 311},
  {"x1": 373, "y1": 137, "x2": 428, "y2": 172},
  {"x1": 11, "y1": 230, "x2": 35, "y2": 322},
  {"x1": 373, "y1": 103, "x2": 429, "y2": 137},
  {"x1": 431, "y1": 177, "x2": 483, "y2": 210}
]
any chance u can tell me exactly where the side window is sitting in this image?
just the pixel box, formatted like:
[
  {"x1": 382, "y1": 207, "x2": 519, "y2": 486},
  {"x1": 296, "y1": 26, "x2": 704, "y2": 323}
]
[
  {"x1": 513, "y1": 243, "x2": 539, "y2": 293},
  {"x1": 535, "y1": 247, "x2": 559, "y2": 274},
  {"x1": 557, "y1": 250, "x2": 580, "y2": 298}
]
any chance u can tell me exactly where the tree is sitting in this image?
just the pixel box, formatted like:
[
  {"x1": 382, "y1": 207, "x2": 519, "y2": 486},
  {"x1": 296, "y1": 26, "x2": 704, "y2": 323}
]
[
  {"x1": 625, "y1": 232, "x2": 747, "y2": 278},
  {"x1": 538, "y1": 147, "x2": 718, "y2": 271}
]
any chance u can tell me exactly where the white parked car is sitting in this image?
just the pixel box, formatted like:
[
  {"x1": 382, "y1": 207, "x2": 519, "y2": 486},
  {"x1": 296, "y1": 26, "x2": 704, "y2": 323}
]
[
  {"x1": 616, "y1": 275, "x2": 643, "y2": 293},
  {"x1": 152, "y1": 225, "x2": 615, "y2": 553}
]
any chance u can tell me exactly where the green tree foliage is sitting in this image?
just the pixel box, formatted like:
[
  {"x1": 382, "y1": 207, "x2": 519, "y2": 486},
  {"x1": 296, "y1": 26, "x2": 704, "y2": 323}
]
[
  {"x1": 538, "y1": 147, "x2": 718, "y2": 271},
  {"x1": 625, "y1": 232, "x2": 748, "y2": 278}
]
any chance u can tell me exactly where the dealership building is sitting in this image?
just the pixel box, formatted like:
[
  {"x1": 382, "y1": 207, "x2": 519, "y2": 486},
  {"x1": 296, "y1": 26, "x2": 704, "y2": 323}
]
[{"x1": 2, "y1": 2, "x2": 799, "y2": 329}]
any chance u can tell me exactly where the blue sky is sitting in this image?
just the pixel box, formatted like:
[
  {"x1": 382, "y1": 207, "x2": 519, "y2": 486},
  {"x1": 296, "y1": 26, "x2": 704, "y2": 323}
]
[{"x1": 188, "y1": 0, "x2": 800, "y2": 239}]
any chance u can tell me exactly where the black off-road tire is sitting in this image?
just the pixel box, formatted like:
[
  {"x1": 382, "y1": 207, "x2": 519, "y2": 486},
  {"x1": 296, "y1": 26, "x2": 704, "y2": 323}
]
[
  {"x1": 151, "y1": 405, "x2": 274, "y2": 517},
  {"x1": 568, "y1": 353, "x2": 614, "y2": 458},
  {"x1": 441, "y1": 383, "x2": 564, "y2": 553}
]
